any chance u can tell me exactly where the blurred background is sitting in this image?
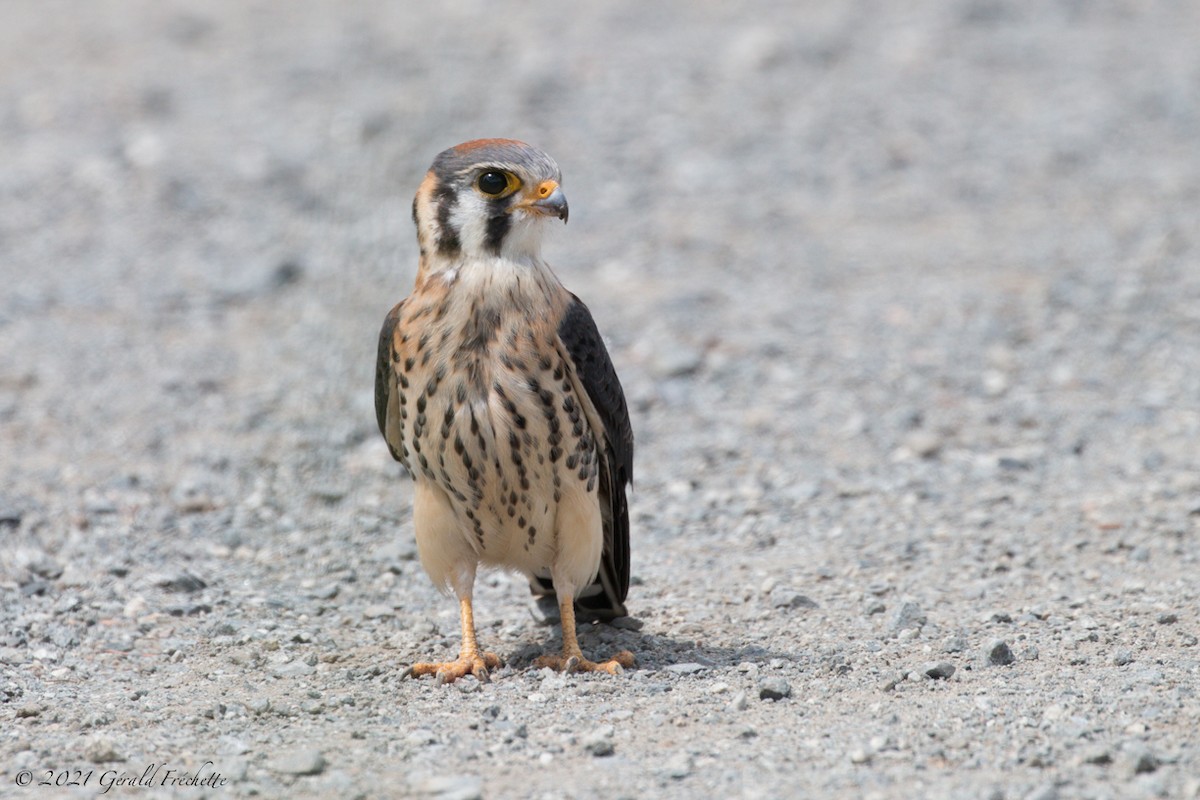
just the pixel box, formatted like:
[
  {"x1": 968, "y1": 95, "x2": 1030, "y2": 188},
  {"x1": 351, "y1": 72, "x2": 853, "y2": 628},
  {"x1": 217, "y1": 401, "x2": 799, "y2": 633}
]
[
  {"x1": 2, "y1": 1, "x2": 1200, "y2": 794},
  {"x1": 4, "y1": 0, "x2": 1197, "y2": 525}
]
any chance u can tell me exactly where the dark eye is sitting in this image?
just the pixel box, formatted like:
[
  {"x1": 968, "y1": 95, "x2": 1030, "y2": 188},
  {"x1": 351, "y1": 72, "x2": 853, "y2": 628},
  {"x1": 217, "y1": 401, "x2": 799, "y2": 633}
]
[{"x1": 477, "y1": 171, "x2": 510, "y2": 196}]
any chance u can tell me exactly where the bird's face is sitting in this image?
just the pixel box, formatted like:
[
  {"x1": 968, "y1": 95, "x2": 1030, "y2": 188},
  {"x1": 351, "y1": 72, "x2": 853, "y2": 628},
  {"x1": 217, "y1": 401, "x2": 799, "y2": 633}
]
[{"x1": 413, "y1": 139, "x2": 568, "y2": 264}]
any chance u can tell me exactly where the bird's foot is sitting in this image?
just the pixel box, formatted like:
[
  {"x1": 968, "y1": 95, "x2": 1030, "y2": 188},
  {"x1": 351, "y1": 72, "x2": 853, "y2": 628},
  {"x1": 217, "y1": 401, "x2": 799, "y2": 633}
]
[
  {"x1": 402, "y1": 652, "x2": 502, "y2": 685},
  {"x1": 534, "y1": 649, "x2": 634, "y2": 675}
]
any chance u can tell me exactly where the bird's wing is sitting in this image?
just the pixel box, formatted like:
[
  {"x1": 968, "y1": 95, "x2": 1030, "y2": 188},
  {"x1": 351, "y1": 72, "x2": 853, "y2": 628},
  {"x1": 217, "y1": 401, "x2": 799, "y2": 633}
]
[
  {"x1": 375, "y1": 300, "x2": 407, "y2": 465},
  {"x1": 556, "y1": 293, "x2": 633, "y2": 616}
]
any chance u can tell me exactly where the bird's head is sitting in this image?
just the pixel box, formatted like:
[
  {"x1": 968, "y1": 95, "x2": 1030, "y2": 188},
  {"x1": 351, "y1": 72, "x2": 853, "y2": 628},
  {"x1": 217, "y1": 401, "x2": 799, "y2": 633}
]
[{"x1": 412, "y1": 138, "x2": 568, "y2": 264}]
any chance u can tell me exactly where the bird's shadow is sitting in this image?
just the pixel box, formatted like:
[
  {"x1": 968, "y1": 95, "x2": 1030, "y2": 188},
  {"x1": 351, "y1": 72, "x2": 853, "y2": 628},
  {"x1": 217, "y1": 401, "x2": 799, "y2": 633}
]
[{"x1": 503, "y1": 602, "x2": 796, "y2": 673}]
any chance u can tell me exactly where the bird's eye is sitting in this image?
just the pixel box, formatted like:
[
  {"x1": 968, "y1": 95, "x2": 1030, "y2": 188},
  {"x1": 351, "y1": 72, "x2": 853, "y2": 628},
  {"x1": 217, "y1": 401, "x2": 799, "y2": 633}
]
[{"x1": 476, "y1": 170, "x2": 516, "y2": 197}]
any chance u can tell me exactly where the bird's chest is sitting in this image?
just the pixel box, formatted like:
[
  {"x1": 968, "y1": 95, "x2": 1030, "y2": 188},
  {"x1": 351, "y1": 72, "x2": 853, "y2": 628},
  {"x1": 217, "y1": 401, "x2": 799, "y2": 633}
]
[{"x1": 393, "y1": 290, "x2": 599, "y2": 556}]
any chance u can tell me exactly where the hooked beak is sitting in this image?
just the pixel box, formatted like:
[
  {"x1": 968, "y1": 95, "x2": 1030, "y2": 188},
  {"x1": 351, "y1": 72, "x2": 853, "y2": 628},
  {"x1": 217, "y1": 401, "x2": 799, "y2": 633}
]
[{"x1": 523, "y1": 179, "x2": 569, "y2": 223}]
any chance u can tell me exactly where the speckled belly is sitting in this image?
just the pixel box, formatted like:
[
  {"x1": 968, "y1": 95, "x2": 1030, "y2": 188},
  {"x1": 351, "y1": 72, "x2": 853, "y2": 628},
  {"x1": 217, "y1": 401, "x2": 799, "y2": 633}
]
[{"x1": 398, "y1": 327, "x2": 600, "y2": 571}]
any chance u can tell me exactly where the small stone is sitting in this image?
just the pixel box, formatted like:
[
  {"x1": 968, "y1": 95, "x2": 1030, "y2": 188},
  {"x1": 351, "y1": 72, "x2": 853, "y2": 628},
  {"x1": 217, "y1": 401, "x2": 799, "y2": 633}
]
[
  {"x1": 758, "y1": 677, "x2": 791, "y2": 701},
  {"x1": 308, "y1": 583, "x2": 340, "y2": 601},
  {"x1": 1156, "y1": 613, "x2": 1177, "y2": 625},
  {"x1": 849, "y1": 748, "x2": 872, "y2": 764},
  {"x1": 652, "y1": 341, "x2": 704, "y2": 378},
  {"x1": 1024, "y1": 783, "x2": 1059, "y2": 800},
  {"x1": 154, "y1": 571, "x2": 207, "y2": 593},
  {"x1": 890, "y1": 602, "x2": 926, "y2": 634},
  {"x1": 664, "y1": 754, "x2": 693, "y2": 779},
  {"x1": 1082, "y1": 747, "x2": 1112, "y2": 765},
  {"x1": 1121, "y1": 745, "x2": 1159, "y2": 776},
  {"x1": 269, "y1": 748, "x2": 326, "y2": 776},
  {"x1": 84, "y1": 738, "x2": 125, "y2": 764},
  {"x1": 271, "y1": 660, "x2": 316, "y2": 678},
  {"x1": 1112, "y1": 649, "x2": 1134, "y2": 666},
  {"x1": 410, "y1": 774, "x2": 483, "y2": 800},
  {"x1": 942, "y1": 634, "x2": 967, "y2": 653},
  {"x1": 865, "y1": 601, "x2": 886, "y2": 616},
  {"x1": 406, "y1": 728, "x2": 437, "y2": 746},
  {"x1": 727, "y1": 691, "x2": 749, "y2": 711},
  {"x1": 923, "y1": 661, "x2": 955, "y2": 680},
  {"x1": 248, "y1": 697, "x2": 271, "y2": 715},
  {"x1": 770, "y1": 588, "x2": 819, "y2": 610},
  {"x1": 986, "y1": 639, "x2": 1015, "y2": 666},
  {"x1": 904, "y1": 430, "x2": 942, "y2": 458},
  {"x1": 28, "y1": 557, "x2": 63, "y2": 580},
  {"x1": 582, "y1": 725, "x2": 615, "y2": 757},
  {"x1": 362, "y1": 604, "x2": 394, "y2": 619},
  {"x1": 610, "y1": 616, "x2": 644, "y2": 631},
  {"x1": 665, "y1": 662, "x2": 706, "y2": 675},
  {"x1": 16, "y1": 703, "x2": 42, "y2": 718}
]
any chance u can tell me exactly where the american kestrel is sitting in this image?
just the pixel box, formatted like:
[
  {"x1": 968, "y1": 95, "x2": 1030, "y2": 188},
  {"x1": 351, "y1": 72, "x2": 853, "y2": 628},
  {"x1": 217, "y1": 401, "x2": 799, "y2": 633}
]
[{"x1": 375, "y1": 139, "x2": 634, "y2": 683}]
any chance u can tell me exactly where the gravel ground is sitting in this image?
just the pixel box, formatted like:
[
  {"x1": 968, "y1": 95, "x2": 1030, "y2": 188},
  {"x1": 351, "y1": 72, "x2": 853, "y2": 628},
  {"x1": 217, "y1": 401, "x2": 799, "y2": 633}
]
[{"x1": 3, "y1": 2, "x2": 1200, "y2": 798}]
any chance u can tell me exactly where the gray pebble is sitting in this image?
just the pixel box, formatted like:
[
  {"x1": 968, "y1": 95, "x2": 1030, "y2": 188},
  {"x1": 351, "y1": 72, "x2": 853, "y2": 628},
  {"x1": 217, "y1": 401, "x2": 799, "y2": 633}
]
[
  {"x1": 84, "y1": 738, "x2": 125, "y2": 764},
  {"x1": 1024, "y1": 783, "x2": 1059, "y2": 800},
  {"x1": 904, "y1": 430, "x2": 943, "y2": 458},
  {"x1": 770, "y1": 588, "x2": 819, "y2": 610},
  {"x1": 1112, "y1": 649, "x2": 1134, "y2": 666},
  {"x1": 1121, "y1": 745, "x2": 1159, "y2": 776},
  {"x1": 610, "y1": 615, "x2": 644, "y2": 631},
  {"x1": 362, "y1": 604, "x2": 394, "y2": 619},
  {"x1": 758, "y1": 677, "x2": 791, "y2": 701},
  {"x1": 308, "y1": 583, "x2": 340, "y2": 600},
  {"x1": 923, "y1": 661, "x2": 955, "y2": 680},
  {"x1": 1156, "y1": 612, "x2": 1178, "y2": 625},
  {"x1": 410, "y1": 774, "x2": 483, "y2": 800},
  {"x1": 942, "y1": 634, "x2": 967, "y2": 653},
  {"x1": 582, "y1": 725, "x2": 615, "y2": 757},
  {"x1": 271, "y1": 660, "x2": 316, "y2": 678},
  {"x1": 248, "y1": 697, "x2": 271, "y2": 715},
  {"x1": 865, "y1": 601, "x2": 886, "y2": 616},
  {"x1": 269, "y1": 748, "x2": 326, "y2": 776},
  {"x1": 663, "y1": 754, "x2": 693, "y2": 779},
  {"x1": 153, "y1": 571, "x2": 207, "y2": 593},
  {"x1": 986, "y1": 639, "x2": 1015, "y2": 666},
  {"x1": 727, "y1": 691, "x2": 748, "y2": 711},
  {"x1": 890, "y1": 602, "x2": 927, "y2": 634},
  {"x1": 664, "y1": 662, "x2": 707, "y2": 675}
]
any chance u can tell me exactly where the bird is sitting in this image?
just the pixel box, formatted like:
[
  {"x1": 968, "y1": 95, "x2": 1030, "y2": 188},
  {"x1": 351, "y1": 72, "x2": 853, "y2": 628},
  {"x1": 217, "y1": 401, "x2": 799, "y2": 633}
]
[{"x1": 374, "y1": 139, "x2": 634, "y2": 684}]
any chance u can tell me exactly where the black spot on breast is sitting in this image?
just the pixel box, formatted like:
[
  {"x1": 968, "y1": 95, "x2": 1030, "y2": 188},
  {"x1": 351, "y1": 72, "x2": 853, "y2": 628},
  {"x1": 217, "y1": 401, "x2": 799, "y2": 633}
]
[
  {"x1": 404, "y1": 356, "x2": 415, "y2": 372},
  {"x1": 463, "y1": 306, "x2": 501, "y2": 354}
]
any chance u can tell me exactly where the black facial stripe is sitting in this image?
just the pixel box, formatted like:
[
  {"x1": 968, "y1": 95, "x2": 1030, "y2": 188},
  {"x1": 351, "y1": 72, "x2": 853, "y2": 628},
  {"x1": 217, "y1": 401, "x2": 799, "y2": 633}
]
[
  {"x1": 433, "y1": 182, "x2": 460, "y2": 256},
  {"x1": 485, "y1": 205, "x2": 512, "y2": 254}
]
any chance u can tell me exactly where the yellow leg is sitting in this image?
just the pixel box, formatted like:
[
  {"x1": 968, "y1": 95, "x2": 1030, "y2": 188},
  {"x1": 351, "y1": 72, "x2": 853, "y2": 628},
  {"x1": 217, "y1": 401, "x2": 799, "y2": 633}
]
[
  {"x1": 404, "y1": 596, "x2": 501, "y2": 684},
  {"x1": 535, "y1": 594, "x2": 634, "y2": 675}
]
